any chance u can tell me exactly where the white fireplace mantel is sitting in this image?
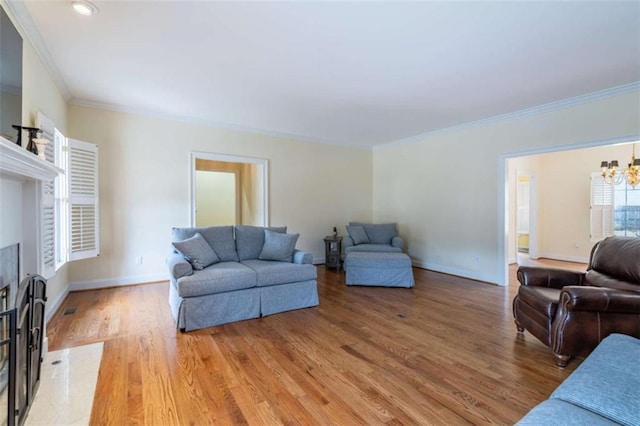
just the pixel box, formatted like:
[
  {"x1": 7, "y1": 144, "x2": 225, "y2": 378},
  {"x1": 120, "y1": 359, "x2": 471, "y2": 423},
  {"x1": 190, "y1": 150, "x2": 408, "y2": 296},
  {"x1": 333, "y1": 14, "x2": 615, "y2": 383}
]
[{"x1": 0, "y1": 136, "x2": 63, "y2": 181}]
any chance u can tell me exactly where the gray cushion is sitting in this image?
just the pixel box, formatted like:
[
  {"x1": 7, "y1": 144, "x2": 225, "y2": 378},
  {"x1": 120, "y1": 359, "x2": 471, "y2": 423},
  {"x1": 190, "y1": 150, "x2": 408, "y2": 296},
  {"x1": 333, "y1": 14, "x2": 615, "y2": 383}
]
[
  {"x1": 346, "y1": 225, "x2": 369, "y2": 245},
  {"x1": 167, "y1": 252, "x2": 193, "y2": 279},
  {"x1": 345, "y1": 252, "x2": 412, "y2": 268},
  {"x1": 235, "y1": 225, "x2": 287, "y2": 261},
  {"x1": 172, "y1": 226, "x2": 239, "y2": 262},
  {"x1": 356, "y1": 223, "x2": 398, "y2": 245},
  {"x1": 242, "y1": 259, "x2": 317, "y2": 287},
  {"x1": 344, "y1": 244, "x2": 402, "y2": 255},
  {"x1": 171, "y1": 233, "x2": 219, "y2": 270},
  {"x1": 176, "y1": 261, "x2": 257, "y2": 297},
  {"x1": 259, "y1": 230, "x2": 299, "y2": 262},
  {"x1": 549, "y1": 333, "x2": 640, "y2": 426},
  {"x1": 516, "y1": 399, "x2": 618, "y2": 425}
]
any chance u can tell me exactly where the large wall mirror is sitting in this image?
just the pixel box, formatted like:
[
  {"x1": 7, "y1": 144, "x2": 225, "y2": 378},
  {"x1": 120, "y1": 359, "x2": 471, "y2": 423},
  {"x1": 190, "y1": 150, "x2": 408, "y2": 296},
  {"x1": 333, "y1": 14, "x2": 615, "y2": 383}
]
[
  {"x1": 190, "y1": 152, "x2": 269, "y2": 227},
  {"x1": 0, "y1": 6, "x2": 23, "y2": 142}
]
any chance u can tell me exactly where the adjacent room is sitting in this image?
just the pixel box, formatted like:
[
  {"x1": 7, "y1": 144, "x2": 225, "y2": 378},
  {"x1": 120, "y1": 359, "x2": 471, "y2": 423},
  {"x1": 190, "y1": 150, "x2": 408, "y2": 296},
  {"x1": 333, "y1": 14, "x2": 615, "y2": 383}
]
[{"x1": 0, "y1": 1, "x2": 639, "y2": 424}]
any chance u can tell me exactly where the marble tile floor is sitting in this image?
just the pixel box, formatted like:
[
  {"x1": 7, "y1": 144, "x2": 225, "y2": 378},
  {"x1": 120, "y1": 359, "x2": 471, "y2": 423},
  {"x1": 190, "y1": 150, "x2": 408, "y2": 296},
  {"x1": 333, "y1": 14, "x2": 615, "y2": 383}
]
[{"x1": 25, "y1": 342, "x2": 103, "y2": 426}]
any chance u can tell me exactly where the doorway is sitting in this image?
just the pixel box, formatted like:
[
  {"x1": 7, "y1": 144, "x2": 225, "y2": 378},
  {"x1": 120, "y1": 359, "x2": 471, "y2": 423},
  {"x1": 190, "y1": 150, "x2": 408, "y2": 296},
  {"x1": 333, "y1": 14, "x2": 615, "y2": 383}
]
[{"x1": 190, "y1": 152, "x2": 268, "y2": 227}]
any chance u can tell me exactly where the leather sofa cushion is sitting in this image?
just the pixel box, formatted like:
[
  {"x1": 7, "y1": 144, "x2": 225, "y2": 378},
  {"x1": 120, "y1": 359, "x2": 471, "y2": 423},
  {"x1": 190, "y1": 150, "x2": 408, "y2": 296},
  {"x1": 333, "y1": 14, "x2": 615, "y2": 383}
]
[
  {"x1": 590, "y1": 236, "x2": 640, "y2": 285},
  {"x1": 518, "y1": 286, "x2": 561, "y2": 319},
  {"x1": 585, "y1": 270, "x2": 640, "y2": 293}
]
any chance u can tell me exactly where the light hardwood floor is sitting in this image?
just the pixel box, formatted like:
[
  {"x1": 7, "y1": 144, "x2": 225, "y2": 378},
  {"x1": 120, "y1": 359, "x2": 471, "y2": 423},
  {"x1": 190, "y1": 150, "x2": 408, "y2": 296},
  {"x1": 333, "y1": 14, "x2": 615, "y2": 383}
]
[{"x1": 47, "y1": 260, "x2": 587, "y2": 425}]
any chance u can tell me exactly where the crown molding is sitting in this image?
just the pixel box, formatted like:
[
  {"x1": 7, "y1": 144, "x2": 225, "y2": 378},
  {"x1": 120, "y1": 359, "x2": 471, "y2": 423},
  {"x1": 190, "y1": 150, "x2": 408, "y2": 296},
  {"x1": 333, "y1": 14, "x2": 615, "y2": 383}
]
[
  {"x1": 375, "y1": 82, "x2": 640, "y2": 151},
  {"x1": 69, "y1": 97, "x2": 373, "y2": 150},
  {"x1": 4, "y1": 0, "x2": 72, "y2": 100}
]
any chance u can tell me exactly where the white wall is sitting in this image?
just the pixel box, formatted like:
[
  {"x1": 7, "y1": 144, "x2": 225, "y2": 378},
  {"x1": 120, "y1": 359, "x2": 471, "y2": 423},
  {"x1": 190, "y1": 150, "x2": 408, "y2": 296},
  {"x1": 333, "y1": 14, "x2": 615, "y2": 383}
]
[
  {"x1": 509, "y1": 142, "x2": 639, "y2": 264},
  {"x1": 195, "y1": 170, "x2": 236, "y2": 226},
  {"x1": 373, "y1": 89, "x2": 640, "y2": 285},
  {"x1": 67, "y1": 104, "x2": 372, "y2": 287}
]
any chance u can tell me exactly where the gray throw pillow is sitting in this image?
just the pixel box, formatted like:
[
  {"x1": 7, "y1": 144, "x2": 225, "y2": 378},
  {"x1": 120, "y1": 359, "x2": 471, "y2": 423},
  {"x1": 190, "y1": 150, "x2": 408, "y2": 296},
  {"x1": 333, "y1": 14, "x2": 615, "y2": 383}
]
[
  {"x1": 172, "y1": 232, "x2": 220, "y2": 270},
  {"x1": 235, "y1": 225, "x2": 287, "y2": 260},
  {"x1": 347, "y1": 225, "x2": 370, "y2": 245},
  {"x1": 259, "y1": 229, "x2": 299, "y2": 262},
  {"x1": 172, "y1": 226, "x2": 238, "y2": 262}
]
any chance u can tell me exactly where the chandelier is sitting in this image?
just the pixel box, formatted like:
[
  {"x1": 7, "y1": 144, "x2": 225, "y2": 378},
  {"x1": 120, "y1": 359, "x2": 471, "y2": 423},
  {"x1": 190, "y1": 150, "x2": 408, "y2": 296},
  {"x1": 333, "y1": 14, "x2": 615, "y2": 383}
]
[{"x1": 600, "y1": 143, "x2": 640, "y2": 188}]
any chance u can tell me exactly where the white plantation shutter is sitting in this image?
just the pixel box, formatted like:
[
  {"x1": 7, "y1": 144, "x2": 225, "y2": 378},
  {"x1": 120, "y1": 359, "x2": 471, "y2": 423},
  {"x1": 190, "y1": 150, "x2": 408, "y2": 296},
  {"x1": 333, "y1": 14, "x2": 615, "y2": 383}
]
[
  {"x1": 68, "y1": 139, "x2": 99, "y2": 260},
  {"x1": 590, "y1": 172, "x2": 614, "y2": 242},
  {"x1": 36, "y1": 112, "x2": 57, "y2": 278}
]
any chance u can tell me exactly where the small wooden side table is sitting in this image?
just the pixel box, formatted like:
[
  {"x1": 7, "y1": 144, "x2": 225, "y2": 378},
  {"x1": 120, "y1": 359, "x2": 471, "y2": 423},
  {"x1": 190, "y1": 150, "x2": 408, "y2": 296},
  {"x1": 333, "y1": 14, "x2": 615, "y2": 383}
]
[{"x1": 323, "y1": 236, "x2": 342, "y2": 270}]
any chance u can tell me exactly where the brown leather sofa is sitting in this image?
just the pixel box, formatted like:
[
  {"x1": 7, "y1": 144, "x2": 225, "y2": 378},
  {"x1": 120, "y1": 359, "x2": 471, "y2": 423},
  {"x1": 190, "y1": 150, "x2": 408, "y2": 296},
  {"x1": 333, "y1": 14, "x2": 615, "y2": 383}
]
[{"x1": 513, "y1": 236, "x2": 640, "y2": 367}]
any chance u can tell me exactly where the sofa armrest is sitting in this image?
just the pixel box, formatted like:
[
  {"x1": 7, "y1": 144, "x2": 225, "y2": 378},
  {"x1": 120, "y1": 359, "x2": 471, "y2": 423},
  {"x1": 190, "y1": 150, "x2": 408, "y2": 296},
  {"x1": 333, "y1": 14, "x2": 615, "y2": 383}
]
[
  {"x1": 343, "y1": 236, "x2": 354, "y2": 248},
  {"x1": 391, "y1": 236, "x2": 404, "y2": 250},
  {"x1": 293, "y1": 249, "x2": 313, "y2": 265},
  {"x1": 167, "y1": 252, "x2": 193, "y2": 280},
  {"x1": 559, "y1": 286, "x2": 640, "y2": 313},
  {"x1": 517, "y1": 266, "x2": 585, "y2": 289}
]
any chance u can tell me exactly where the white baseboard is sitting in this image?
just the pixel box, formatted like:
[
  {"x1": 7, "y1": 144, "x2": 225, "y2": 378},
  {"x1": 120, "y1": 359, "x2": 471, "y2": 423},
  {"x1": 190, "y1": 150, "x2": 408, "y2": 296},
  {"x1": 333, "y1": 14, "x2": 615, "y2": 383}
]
[
  {"x1": 45, "y1": 285, "x2": 69, "y2": 323},
  {"x1": 411, "y1": 259, "x2": 502, "y2": 286},
  {"x1": 508, "y1": 256, "x2": 517, "y2": 265},
  {"x1": 538, "y1": 253, "x2": 589, "y2": 264},
  {"x1": 69, "y1": 273, "x2": 168, "y2": 291}
]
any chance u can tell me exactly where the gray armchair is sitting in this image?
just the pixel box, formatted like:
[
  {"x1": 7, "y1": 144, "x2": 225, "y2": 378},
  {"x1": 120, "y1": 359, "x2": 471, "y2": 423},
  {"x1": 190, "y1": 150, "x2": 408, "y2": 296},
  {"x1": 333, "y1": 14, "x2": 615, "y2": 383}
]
[{"x1": 343, "y1": 222, "x2": 404, "y2": 256}]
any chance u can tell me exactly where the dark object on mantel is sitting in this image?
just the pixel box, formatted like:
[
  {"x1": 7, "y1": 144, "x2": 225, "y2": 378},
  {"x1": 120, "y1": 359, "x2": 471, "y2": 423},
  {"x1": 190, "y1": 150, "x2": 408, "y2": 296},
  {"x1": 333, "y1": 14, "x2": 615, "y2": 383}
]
[
  {"x1": 9, "y1": 126, "x2": 42, "y2": 156},
  {"x1": 11, "y1": 125, "x2": 22, "y2": 146},
  {"x1": 23, "y1": 127, "x2": 41, "y2": 156}
]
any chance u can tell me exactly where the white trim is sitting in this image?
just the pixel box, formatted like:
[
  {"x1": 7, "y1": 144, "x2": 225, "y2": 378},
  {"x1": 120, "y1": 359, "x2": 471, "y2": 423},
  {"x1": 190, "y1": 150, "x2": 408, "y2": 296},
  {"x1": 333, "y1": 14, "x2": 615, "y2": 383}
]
[
  {"x1": 0, "y1": 136, "x2": 63, "y2": 181},
  {"x1": 45, "y1": 284, "x2": 69, "y2": 324},
  {"x1": 376, "y1": 82, "x2": 640, "y2": 150},
  {"x1": 412, "y1": 259, "x2": 498, "y2": 286},
  {"x1": 538, "y1": 253, "x2": 589, "y2": 264},
  {"x1": 190, "y1": 151, "x2": 269, "y2": 227},
  {"x1": 69, "y1": 274, "x2": 168, "y2": 291}
]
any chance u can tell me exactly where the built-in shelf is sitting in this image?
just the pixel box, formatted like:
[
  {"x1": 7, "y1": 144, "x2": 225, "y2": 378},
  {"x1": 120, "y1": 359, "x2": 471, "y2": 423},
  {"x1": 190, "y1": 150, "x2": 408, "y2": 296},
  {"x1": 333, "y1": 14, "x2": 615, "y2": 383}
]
[{"x1": 0, "y1": 136, "x2": 63, "y2": 181}]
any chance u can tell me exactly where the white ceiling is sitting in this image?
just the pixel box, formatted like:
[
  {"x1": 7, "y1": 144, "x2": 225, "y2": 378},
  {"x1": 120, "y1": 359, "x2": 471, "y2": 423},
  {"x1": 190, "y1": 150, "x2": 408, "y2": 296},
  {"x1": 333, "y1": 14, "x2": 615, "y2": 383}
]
[{"x1": 9, "y1": 0, "x2": 640, "y2": 148}]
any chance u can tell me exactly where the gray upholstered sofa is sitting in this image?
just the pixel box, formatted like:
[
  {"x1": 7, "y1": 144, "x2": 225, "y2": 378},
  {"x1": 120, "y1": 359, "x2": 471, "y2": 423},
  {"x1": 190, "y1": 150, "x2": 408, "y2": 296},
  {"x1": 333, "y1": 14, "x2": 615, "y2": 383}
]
[
  {"x1": 517, "y1": 333, "x2": 640, "y2": 425},
  {"x1": 167, "y1": 225, "x2": 318, "y2": 331},
  {"x1": 343, "y1": 222, "x2": 404, "y2": 255}
]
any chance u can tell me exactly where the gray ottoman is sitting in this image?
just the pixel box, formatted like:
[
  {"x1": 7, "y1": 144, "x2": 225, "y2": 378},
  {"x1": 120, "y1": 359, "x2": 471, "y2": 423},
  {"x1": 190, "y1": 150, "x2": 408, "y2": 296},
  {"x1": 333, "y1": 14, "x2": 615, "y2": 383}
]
[{"x1": 345, "y1": 252, "x2": 414, "y2": 287}]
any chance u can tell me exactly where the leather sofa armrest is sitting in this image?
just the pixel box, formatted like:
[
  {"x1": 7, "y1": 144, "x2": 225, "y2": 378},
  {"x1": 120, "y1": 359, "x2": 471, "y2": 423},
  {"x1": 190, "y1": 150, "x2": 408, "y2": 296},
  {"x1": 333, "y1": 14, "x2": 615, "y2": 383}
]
[
  {"x1": 391, "y1": 236, "x2": 404, "y2": 250},
  {"x1": 293, "y1": 249, "x2": 313, "y2": 265},
  {"x1": 167, "y1": 252, "x2": 193, "y2": 280},
  {"x1": 560, "y1": 286, "x2": 640, "y2": 313},
  {"x1": 517, "y1": 266, "x2": 585, "y2": 289}
]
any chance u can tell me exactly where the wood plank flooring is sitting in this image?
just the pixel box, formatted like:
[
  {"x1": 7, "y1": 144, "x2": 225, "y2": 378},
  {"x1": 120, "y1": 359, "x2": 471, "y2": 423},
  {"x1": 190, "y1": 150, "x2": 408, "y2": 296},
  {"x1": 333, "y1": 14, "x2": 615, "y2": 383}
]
[{"x1": 47, "y1": 261, "x2": 586, "y2": 425}]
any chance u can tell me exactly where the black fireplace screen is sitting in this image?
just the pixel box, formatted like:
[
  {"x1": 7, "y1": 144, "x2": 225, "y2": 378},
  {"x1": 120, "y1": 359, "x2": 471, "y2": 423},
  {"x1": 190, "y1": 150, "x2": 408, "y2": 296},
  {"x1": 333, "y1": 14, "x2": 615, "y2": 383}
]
[{"x1": 0, "y1": 243, "x2": 46, "y2": 426}]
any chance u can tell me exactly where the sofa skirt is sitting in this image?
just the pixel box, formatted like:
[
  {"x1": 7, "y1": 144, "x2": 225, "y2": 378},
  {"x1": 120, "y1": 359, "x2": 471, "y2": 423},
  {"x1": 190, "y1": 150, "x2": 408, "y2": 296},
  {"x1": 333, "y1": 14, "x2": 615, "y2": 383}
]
[
  {"x1": 169, "y1": 278, "x2": 319, "y2": 331},
  {"x1": 169, "y1": 280, "x2": 261, "y2": 331},
  {"x1": 260, "y1": 279, "x2": 319, "y2": 316}
]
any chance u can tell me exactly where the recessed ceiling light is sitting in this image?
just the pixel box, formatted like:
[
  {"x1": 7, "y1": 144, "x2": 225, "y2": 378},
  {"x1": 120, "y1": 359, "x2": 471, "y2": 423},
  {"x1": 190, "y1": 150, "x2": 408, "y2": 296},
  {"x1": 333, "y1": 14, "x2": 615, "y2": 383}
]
[{"x1": 71, "y1": 0, "x2": 98, "y2": 16}]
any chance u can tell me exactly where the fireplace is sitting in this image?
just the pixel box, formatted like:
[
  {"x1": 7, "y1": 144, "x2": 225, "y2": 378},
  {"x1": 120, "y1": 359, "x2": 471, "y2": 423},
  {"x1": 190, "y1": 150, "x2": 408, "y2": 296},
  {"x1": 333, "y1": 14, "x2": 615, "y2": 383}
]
[{"x1": 0, "y1": 244, "x2": 46, "y2": 426}]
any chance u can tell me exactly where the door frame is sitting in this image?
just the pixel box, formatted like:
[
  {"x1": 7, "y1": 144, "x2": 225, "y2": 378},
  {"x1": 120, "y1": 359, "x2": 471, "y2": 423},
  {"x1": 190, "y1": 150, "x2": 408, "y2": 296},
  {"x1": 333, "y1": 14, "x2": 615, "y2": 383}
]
[{"x1": 190, "y1": 152, "x2": 269, "y2": 227}]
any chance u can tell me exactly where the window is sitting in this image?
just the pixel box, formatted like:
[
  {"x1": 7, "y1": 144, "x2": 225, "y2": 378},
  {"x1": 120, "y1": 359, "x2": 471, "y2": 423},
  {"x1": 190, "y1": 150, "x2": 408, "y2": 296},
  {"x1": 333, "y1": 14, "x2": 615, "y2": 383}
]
[
  {"x1": 590, "y1": 172, "x2": 640, "y2": 241},
  {"x1": 68, "y1": 139, "x2": 99, "y2": 260},
  {"x1": 54, "y1": 129, "x2": 68, "y2": 268},
  {"x1": 35, "y1": 112, "x2": 99, "y2": 276}
]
